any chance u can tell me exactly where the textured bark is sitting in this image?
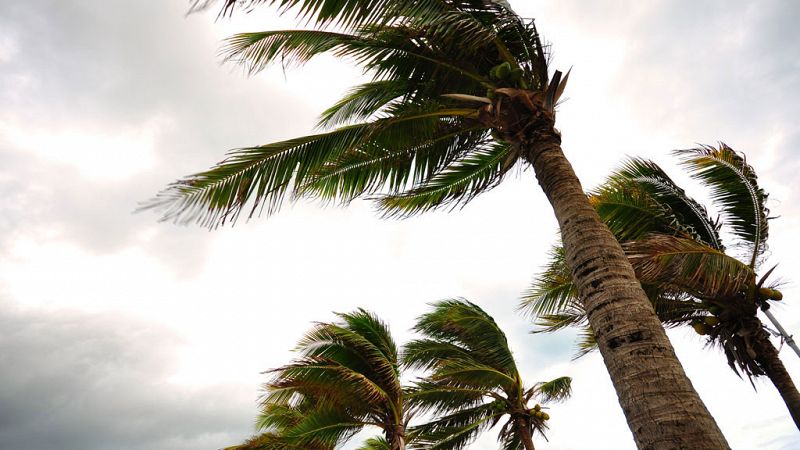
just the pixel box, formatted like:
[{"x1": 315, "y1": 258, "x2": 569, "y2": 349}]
[
  {"x1": 520, "y1": 136, "x2": 729, "y2": 448},
  {"x1": 516, "y1": 417, "x2": 536, "y2": 450},
  {"x1": 389, "y1": 423, "x2": 406, "y2": 450},
  {"x1": 753, "y1": 328, "x2": 800, "y2": 430}
]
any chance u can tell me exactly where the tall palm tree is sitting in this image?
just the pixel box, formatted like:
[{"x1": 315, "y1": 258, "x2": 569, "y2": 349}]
[
  {"x1": 232, "y1": 309, "x2": 410, "y2": 449},
  {"x1": 523, "y1": 144, "x2": 800, "y2": 429},
  {"x1": 403, "y1": 299, "x2": 571, "y2": 450},
  {"x1": 149, "y1": 1, "x2": 730, "y2": 445}
]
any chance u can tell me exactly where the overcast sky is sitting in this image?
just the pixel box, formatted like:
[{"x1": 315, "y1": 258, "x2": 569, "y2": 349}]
[{"x1": 1, "y1": 1, "x2": 799, "y2": 449}]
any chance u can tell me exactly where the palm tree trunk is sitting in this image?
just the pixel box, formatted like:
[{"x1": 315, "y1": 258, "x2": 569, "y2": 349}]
[
  {"x1": 521, "y1": 135, "x2": 730, "y2": 449},
  {"x1": 515, "y1": 417, "x2": 536, "y2": 450},
  {"x1": 753, "y1": 327, "x2": 800, "y2": 430}
]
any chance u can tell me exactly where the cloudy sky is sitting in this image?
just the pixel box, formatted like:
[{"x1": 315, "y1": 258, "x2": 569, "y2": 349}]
[{"x1": 1, "y1": 1, "x2": 799, "y2": 449}]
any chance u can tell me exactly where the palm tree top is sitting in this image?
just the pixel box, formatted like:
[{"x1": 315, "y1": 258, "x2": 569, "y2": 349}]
[
  {"x1": 145, "y1": 0, "x2": 570, "y2": 227},
  {"x1": 404, "y1": 299, "x2": 571, "y2": 449}
]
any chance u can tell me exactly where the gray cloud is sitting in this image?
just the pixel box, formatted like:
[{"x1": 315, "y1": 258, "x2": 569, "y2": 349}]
[
  {"x1": 0, "y1": 0, "x2": 315, "y2": 268},
  {"x1": 0, "y1": 301, "x2": 254, "y2": 450}
]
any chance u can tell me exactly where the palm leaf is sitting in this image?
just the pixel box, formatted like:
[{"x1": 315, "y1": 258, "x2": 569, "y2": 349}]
[
  {"x1": 143, "y1": 107, "x2": 477, "y2": 227},
  {"x1": 356, "y1": 437, "x2": 392, "y2": 450},
  {"x1": 378, "y1": 142, "x2": 516, "y2": 217},
  {"x1": 533, "y1": 376, "x2": 572, "y2": 403},
  {"x1": 520, "y1": 245, "x2": 578, "y2": 318},
  {"x1": 676, "y1": 144, "x2": 769, "y2": 267},
  {"x1": 598, "y1": 157, "x2": 723, "y2": 248},
  {"x1": 624, "y1": 234, "x2": 755, "y2": 300}
]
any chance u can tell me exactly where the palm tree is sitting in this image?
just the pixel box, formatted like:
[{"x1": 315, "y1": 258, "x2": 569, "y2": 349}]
[
  {"x1": 232, "y1": 309, "x2": 410, "y2": 449},
  {"x1": 403, "y1": 299, "x2": 571, "y2": 450},
  {"x1": 523, "y1": 144, "x2": 800, "y2": 429},
  {"x1": 149, "y1": 1, "x2": 729, "y2": 445}
]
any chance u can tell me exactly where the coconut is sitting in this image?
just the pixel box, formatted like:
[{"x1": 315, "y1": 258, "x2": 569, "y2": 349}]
[
  {"x1": 691, "y1": 321, "x2": 708, "y2": 335},
  {"x1": 709, "y1": 306, "x2": 722, "y2": 316},
  {"x1": 542, "y1": 412, "x2": 550, "y2": 421},
  {"x1": 759, "y1": 287, "x2": 773, "y2": 299},
  {"x1": 533, "y1": 404, "x2": 541, "y2": 412},
  {"x1": 496, "y1": 62, "x2": 512, "y2": 79},
  {"x1": 704, "y1": 316, "x2": 720, "y2": 326}
]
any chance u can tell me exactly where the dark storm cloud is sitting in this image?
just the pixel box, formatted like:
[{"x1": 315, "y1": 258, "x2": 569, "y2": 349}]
[{"x1": 0, "y1": 301, "x2": 254, "y2": 450}]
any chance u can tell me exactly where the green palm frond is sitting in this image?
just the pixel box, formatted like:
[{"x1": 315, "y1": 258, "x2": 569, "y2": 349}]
[
  {"x1": 625, "y1": 234, "x2": 755, "y2": 300},
  {"x1": 409, "y1": 403, "x2": 501, "y2": 450},
  {"x1": 378, "y1": 142, "x2": 516, "y2": 217},
  {"x1": 676, "y1": 144, "x2": 769, "y2": 267},
  {"x1": 532, "y1": 376, "x2": 572, "y2": 403},
  {"x1": 573, "y1": 326, "x2": 598, "y2": 359},
  {"x1": 356, "y1": 437, "x2": 391, "y2": 450},
  {"x1": 533, "y1": 306, "x2": 586, "y2": 334},
  {"x1": 409, "y1": 299, "x2": 518, "y2": 375},
  {"x1": 405, "y1": 381, "x2": 487, "y2": 415},
  {"x1": 317, "y1": 79, "x2": 411, "y2": 128},
  {"x1": 143, "y1": 107, "x2": 478, "y2": 227},
  {"x1": 520, "y1": 245, "x2": 578, "y2": 318},
  {"x1": 285, "y1": 407, "x2": 367, "y2": 448},
  {"x1": 298, "y1": 126, "x2": 489, "y2": 205},
  {"x1": 598, "y1": 157, "x2": 723, "y2": 248}
]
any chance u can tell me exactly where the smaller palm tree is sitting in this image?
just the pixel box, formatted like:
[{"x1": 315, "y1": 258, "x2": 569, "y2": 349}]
[
  {"x1": 229, "y1": 309, "x2": 410, "y2": 449},
  {"x1": 403, "y1": 299, "x2": 571, "y2": 450},
  {"x1": 523, "y1": 145, "x2": 800, "y2": 429}
]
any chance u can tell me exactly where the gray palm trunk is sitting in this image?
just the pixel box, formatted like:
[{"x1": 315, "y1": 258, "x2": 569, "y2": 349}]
[{"x1": 519, "y1": 135, "x2": 729, "y2": 447}]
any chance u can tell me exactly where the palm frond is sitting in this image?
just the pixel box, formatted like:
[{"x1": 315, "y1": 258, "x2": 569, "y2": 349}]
[
  {"x1": 624, "y1": 234, "x2": 756, "y2": 300},
  {"x1": 520, "y1": 245, "x2": 578, "y2": 318},
  {"x1": 317, "y1": 79, "x2": 411, "y2": 128},
  {"x1": 676, "y1": 144, "x2": 769, "y2": 267},
  {"x1": 356, "y1": 436, "x2": 391, "y2": 450},
  {"x1": 599, "y1": 157, "x2": 723, "y2": 249},
  {"x1": 408, "y1": 299, "x2": 518, "y2": 375},
  {"x1": 409, "y1": 403, "x2": 501, "y2": 450},
  {"x1": 298, "y1": 126, "x2": 489, "y2": 205},
  {"x1": 533, "y1": 376, "x2": 572, "y2": 403},
  {"x1": 143, "y1": 107, "x2": 477, "y2": 227},
  {"x1": 285, "y1": 407, "x2": 367, "y2": 448},
  {"x1": 378, "y1": 142, "x2": 516, "y2": 217},
  {"x1": 405, "y1": 381, "x2": 487, "y2": 415}
]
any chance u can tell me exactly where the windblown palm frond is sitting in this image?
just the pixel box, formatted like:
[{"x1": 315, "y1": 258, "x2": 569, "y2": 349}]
[
  {"x1": 404, "y1": 299, "x2": 571, "y2": 450},
  {"x1": 676, "y1": 144, "x2": 769, "y2": 267},
  {"x1": 596, "y1": 157, "x2": 723, "y2": 249},
  {"x1": 625, "y1": 234, "x2": 755, "y2": 300},
  {"x1": 357, "y1": 437, "x2": 392, "y2": 450}
]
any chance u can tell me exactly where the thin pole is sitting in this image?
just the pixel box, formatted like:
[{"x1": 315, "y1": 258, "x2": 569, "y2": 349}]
[{"x1": 762, "y1": 308, "x2": 800, "y2": 358}]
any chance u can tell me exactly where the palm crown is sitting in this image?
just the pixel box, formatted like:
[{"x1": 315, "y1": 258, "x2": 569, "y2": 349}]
[
  {"x1": 403, "y1": 299, "x2": 571, "y2": 450},
  {"x1": 247, "y1": 309, "x2": 408, "y2": 449},
  {"x1": 147, "y1": 0, "x2": 570, "y2": 227}
]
